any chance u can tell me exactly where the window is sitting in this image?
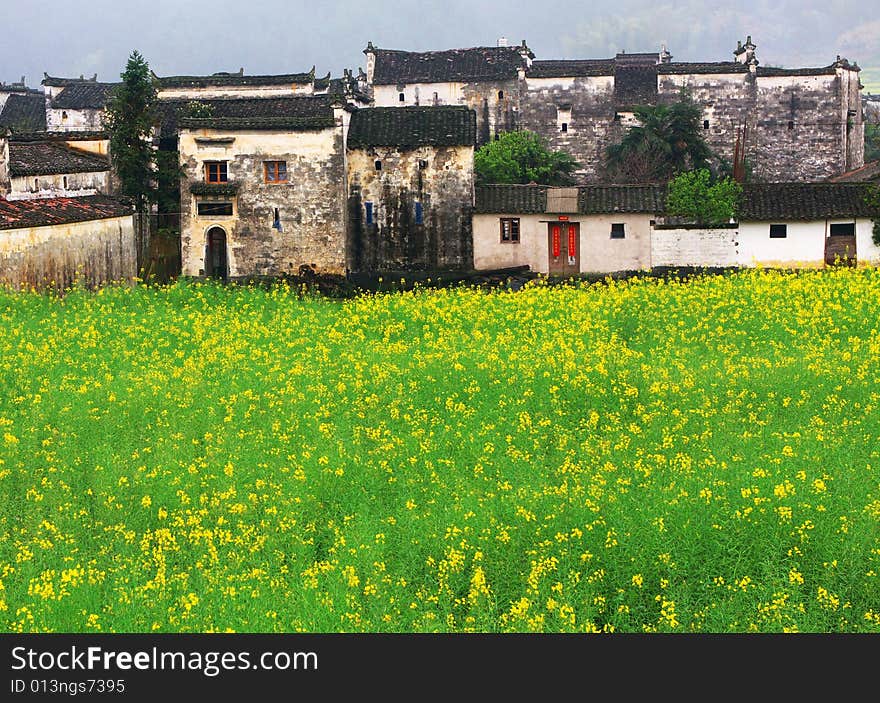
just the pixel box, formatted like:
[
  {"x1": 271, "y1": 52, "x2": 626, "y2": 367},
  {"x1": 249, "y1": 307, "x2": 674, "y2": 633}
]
[
  {"x1": 829, "y1": 223, "x2": 855, "y2": 237},
  {"x1": 414, "y1": 202, "x2": 423, "y2": 225},
  {"x1": 33, "y1": 178, "x2": 38, "y2": 190},
  {"x1": 61, "y1": 111, "x2": 68, "y2": 121},
  {"x1": 610, "y1": 223, "x2": 626, "y2": 239},
  {"x1": 197, "y1": 202, "x2": 233, "y2": 217},
  {"x1": 500, "y1": 217, "x2": 520, "y2": 243},
  {"x1": 272, "y1": 207, "x2": 283, "y2": 231},
  {"x1": 374, "y1": 160, "x2": 382, "y2": 171},
  {"x1": 703, "y1": 120, "x2": 710, "y2": 130},
  {"x1": 264, "y1": 161, "x2": 287, "y2": 183},
  {"x1": 62, "y1": 176, "x2": 68, "y2": 189},
  {"x1": 204, "y1": 161, "x2": 228, "y2": 183},
  {"x1": 399, "y1": 92, "x2": 405, "y2": 102},
  {"x1": 498, "y1": 90, "x2": 504, "y2": 100},
  {"x1": 561, "y1": 122, "x2": 568, "y2": 133},
  {"x1": 418, "y1": 159, "x2": 428, "y2": 170},
  {"x1": 613, "y1": 113, "x2": 621, "y2": 122},
  {"x1": 769, "y1": 224, "x2": 787, "y2": 238},
  {"x1": 787, "y1": 120, "x2": 794, "y2": 130},
  {"x1": 365, "y1": 202, "x2": 374, "y2": 225}
]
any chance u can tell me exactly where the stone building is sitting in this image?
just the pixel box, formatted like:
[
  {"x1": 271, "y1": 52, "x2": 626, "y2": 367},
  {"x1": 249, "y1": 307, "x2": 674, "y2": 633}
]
[
  {"x1": 346, "y1": 106, "x2": 476, "y2": 271},
  {"x1": 366, "y1": 36, "x2": 865, "y2": 182},
  {"x1": 176, "y1": 95, "x2": 352, "y2": 278},
  {"x1": 0, "y1": 80, "x2": 46, "y2": 132}
]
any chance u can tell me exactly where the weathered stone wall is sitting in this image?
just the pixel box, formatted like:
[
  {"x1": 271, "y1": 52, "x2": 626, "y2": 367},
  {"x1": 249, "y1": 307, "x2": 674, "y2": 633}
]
[
  {"x1": 519, "y1": 75, "x2": 622, "y2": 180},
  {"x1": 658, "y1": 72, "x2": 757, "y2": 175},
  {"x1": 178, "y1": 127, "x2": 347, "y2": 277},
  {"x1": 8, "y1": 170, "x2": 109, "y2": 200},
  {"x1": 347, "y1": 145, "x2": 473, "y2": 271},
  {"x1": 752, "y1": 75, "x2": 844, "y2": 181},
  {"x1": 0, "y1": 215, "x2": 136, "y2": 291},
  {"x1": 651, "y1": 225, "x2": 739, "y2": 267}
]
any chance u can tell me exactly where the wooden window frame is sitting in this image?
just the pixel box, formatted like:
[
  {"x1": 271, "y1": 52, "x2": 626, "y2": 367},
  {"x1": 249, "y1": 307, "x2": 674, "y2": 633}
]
[
  {"x1": 264, "y1": 161, "x2": 288, "y2": 184},
  {"x1": 500, "y1": 217, "x2": 520, "y2": 243},
  {"x1": 204, "y1": 161, "x2": 228, "y2": 184}
]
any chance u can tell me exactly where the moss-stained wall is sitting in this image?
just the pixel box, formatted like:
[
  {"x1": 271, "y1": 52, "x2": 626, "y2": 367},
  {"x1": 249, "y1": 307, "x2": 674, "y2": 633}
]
[
  {"x1": 347, "y1": 144, "x2": 473, "y2": 271},
  {"x1": 0, "y1": 215, "x2": 136, "y2": 291}
]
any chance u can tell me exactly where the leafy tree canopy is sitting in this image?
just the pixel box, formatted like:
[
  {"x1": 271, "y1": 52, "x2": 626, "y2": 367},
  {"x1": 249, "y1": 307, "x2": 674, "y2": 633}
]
[
  {"x1": 103, "y1": 50, "x2": 158, "y2": 212},
  {"x1": 665, "y1": 168, "x2": 742, "y2": 226},
  {"x1": 605, "y1": 93, "x2": 714, "y2": 183},
  {"x1": 474, "y1": 130, "x2": 580, "y2": 185}
]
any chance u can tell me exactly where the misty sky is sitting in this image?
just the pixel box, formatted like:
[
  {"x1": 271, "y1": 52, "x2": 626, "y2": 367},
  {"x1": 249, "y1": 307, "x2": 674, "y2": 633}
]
[{"x1": 2, "y1": 1, "x2": 877, "y2": 88}]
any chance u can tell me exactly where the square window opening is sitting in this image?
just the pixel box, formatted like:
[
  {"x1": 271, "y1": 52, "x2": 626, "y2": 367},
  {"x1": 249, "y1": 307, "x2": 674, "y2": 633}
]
[
  {"x1": 829, "y1": 223, "x2": 855, "y2": 237},
  {"x1": 610, "y1": 223, "x2": 626, "y2": 239},
  {"x1": 500, "y1": 217, "x2": 520, "y2": 243},
  {"x1": 205, "y1": 161, "x2": 228, "y2": 183},
  {"x1": 769, "y1": 224, "x2": 787, "y2": 238},
  {"x1": 264, "y1": 161, "x2": 287, "y2": 183}
]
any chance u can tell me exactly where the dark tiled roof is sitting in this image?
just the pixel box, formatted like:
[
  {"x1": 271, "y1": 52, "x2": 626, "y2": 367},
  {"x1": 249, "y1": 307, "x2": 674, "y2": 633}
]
[
  {"x1": 347, "y1": 106, "x2": 476, "y2": 148},
  {"x1": 0, "y1": 195, "x2": 130, "y2": 230},
  {"x1": 474, "y1": 184, "x2": 548, "y2": 213},
  {"x1": 9, "y1": 130, "x2": 107, "y2": 142},
  {"x1": 41, "y1": 74, "x2": 101, "y2": 87},
  {"x1": 8, "y1": 141, "x2": 110, "y2": 176},
  {"x1": 828, "y1": 160, "x2": 880, "y2": 183},
  {"x1": 156, "y1": 69, "x2": 314, "y2": 88},
  {"x1": 370, "y1": 46, "x2": 529, "y2": 85},
  {"x1": 51, "y1": 82, "x2": 117, "y2": 109},
  {"x1": 580, "y1": 185, "x2": 667, "y2": 213},
  {"x1": 313, "y1": 73, "x2": 331, "y2": 90},
  {"x1": 180, "y1": 116, "x2": 335, "y2": 131},
  {"x1": 740, "y1": 183, "x2": 880, "y2": 220},
  {"x1": 615, "y1": 52, "x2": 661, "y2": 65},
  {"x1": 614, "y1": 65, "x2": 658, "y2": 107},
  {"x1": 658, "y1": 62, "x2": 749, "y2": 75},
  {"x1": 159, "y1": 95, "x2": 337, "y2": 136},
  {"x1": 190, "y1": 182, "x2": 240, "y2": 196},
  {"x1": 0, "y1": 93, "x2": 47, "y2": 132},
  {"x1": 527, "y1": 60, "x2": 615, "y2": 78},
  {"x1": 756, "y1": 65, "x2": 836, "y2": 77}
]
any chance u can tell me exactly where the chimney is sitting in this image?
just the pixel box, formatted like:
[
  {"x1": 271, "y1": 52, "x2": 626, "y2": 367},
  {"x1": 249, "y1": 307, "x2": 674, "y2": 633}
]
[
  {"x1": 0, "y1": 128, "x2": 10, "y2": 198},
  {"x1": 363, "y1": 41, "x2": 377, "y2": 85},
  {"x1": 497, "y1": 36, "x2": 508, "y2": 47}
]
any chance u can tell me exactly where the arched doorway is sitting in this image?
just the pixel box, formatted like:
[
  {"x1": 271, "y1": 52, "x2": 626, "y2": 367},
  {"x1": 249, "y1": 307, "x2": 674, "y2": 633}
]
[{"x1": 206, "y1": 227, "x2": 228, "y2": 281}]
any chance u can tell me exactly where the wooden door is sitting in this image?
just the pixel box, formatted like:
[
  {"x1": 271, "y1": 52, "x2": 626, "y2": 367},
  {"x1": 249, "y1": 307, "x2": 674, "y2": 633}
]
[
  {"x1": 548, "y1": 222, "x2": 580, "y2": 275},
  {"x1": 824, "y1": 223, "x2": 856, "y2": 266},
  {"x1": 206, "y1": 227, "x2": 228, "y2": 281}
]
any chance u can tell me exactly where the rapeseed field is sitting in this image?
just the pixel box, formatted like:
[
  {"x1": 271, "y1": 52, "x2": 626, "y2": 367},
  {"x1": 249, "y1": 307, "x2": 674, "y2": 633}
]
[{"x1": 1, "y1": 268, "x2": 879, "y2": 633}]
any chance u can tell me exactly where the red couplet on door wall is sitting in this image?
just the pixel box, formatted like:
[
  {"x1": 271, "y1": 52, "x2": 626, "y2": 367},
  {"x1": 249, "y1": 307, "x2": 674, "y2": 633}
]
[
  {"x1": 552, "y1": 225, "x2": 561, "y2": 258},
  {"x1": 568, "y1": 225, "x2": 576, "y2": 256}
]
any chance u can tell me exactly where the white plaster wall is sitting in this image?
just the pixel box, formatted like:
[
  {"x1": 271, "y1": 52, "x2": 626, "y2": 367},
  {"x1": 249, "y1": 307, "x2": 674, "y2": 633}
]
[
  {"x1": 524, "y1": 75, "x2": 615, "y2": 95},
  {"x1": 473, "y1": 213, "x2": 546, "y2": 272},
  {"x1": 738, "y1": 220, "x2": 826, "y2": 267},
  {"x1": 651, "y1": 226, "x2": 739, "y2": 267},
  {"x1": 8, "y1": 170, "x2": 109, "y2": 200},
  {"x1": 157, "y1": 84, "x2": 313, "y2": 101},
  {"x1": 373, "y1": 82, "x2": 462, "y2": 106},
  {"x1": 855, "y1": 218, "x2": 880, "y2": 264},
  {"x1": 46, "y1": 108, "x2": 105, "y2": 132},
  {"x1": 581, "y1": 214, "x2": 652, "y2": 273}
]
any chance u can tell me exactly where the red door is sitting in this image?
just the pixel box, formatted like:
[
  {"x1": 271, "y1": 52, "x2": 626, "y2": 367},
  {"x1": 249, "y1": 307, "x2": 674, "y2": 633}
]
[{"x1": 548, "y1": 222, "x2": 580, "y2": 275}]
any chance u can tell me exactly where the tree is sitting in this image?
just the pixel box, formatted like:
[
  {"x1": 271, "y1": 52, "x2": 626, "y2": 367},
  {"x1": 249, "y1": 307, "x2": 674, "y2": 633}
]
[
  {"x1": 474, "y1": 130, "x2": 579, "y2": 185},
  {"x1": 103, "y1": 50, "x2": 157, "y2": 214},
  {"x1": 865, "y1": 123, "x2": 880, "y2": 164},
  {"x1": 605, "y1": 92, "x2": 714, "y2": 183},
  {"x1": 665, "y1": 168, "x2": 742, "y2": 226}
]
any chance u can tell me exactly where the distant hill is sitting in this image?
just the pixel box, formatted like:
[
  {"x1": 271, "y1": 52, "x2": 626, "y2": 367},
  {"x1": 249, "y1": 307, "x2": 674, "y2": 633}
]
[{"x1": 861, "y1": 67, "x2": 880, "y2": 94}]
